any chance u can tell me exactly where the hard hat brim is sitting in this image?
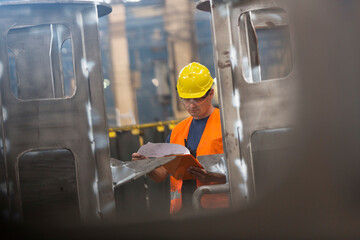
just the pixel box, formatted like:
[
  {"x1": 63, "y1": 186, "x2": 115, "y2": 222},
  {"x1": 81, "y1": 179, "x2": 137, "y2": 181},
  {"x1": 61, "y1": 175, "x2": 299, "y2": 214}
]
[{"x1": 178, "y1": 86, "x2": 212, "y2": 99}]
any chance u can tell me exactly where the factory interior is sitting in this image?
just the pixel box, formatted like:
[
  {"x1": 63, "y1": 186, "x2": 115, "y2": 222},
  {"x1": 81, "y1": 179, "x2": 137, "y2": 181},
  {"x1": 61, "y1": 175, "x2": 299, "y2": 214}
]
[{"x1": 1, "y1": 0, "x2": 360, "y2": 239}]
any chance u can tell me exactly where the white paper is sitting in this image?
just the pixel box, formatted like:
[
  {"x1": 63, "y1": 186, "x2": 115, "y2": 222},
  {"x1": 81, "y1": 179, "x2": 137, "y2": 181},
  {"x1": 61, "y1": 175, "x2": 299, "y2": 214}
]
[{"x1": 137, "y1": 142, "x2": 190, "y2": 158}]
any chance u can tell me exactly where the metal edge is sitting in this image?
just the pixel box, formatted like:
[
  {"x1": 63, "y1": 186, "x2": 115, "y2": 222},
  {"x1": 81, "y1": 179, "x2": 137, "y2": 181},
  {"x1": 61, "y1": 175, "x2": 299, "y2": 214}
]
[{"x1": 0, "y1": 1, "x2": 112, "y2": 17}]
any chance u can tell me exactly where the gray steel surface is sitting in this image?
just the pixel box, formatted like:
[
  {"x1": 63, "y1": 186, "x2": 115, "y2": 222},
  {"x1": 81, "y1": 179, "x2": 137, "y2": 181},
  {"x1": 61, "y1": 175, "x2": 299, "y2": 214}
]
[
  {"x1": 110, "y1": 154, "x2": 227, "y2": 187},
  {"x1": 207, "y1": 0, "x2": 297, "y2": 208},
  {"x1": 197, "y1": 153, "x2": 227, "y2": 176},
  {"x1": 0, "y1": 1, "x2": 114, "y2": 223},
  {"x1": 111, "y1": 156, "x2": 176, "y2": 187}
]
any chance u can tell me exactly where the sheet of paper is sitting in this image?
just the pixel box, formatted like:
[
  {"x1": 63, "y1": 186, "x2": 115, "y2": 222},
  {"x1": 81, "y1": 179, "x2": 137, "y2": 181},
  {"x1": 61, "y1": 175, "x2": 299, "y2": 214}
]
[{"x1": 137, "y1": 142, "x2": 190, "y2": 158}]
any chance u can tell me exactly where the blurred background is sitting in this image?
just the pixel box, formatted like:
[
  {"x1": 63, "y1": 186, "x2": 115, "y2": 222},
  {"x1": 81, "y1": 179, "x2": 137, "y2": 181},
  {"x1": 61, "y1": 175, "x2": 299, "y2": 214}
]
[{"x1": 99, "y1": 0, "x2": 216, "y2": 127}]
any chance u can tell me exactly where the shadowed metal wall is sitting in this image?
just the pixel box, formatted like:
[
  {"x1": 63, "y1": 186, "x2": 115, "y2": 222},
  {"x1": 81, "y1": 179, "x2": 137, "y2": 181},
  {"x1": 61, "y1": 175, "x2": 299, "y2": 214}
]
[{"x1": 0, "y1": 1, "x2": 115, "y2": 223}]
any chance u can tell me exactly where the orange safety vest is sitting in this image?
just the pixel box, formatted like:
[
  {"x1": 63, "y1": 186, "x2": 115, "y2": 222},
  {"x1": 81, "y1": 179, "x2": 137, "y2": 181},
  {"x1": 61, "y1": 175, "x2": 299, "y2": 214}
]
[{"x1": 169, "y1": 108, "x2": 229, "y2": 214}]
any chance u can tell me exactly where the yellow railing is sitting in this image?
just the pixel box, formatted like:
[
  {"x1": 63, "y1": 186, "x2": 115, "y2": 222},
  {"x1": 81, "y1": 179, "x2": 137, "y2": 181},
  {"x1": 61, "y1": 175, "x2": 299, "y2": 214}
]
[{"x1": 108, "y1": 119, "x2": 183, "y2": 138}]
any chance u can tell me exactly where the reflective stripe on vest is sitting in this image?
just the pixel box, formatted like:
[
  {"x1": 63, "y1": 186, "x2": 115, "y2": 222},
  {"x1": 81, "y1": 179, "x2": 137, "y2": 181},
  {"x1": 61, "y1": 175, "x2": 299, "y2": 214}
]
[
  {"x1": 169, "y1": 108, "x2": 229, "y2": 214},
  {"x1": 170, "y1": 189, "x2": 181, "y2": 200}
]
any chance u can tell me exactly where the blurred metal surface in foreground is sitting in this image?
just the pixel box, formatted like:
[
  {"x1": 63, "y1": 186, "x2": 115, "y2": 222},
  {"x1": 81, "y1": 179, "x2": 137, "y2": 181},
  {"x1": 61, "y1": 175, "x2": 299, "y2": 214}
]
[
  {"x1": 206, "y1": 0, "x2": 297, "y2": 209},
  {"x1": 0, "y1": 0, "x2": 114, "y2": 224}
]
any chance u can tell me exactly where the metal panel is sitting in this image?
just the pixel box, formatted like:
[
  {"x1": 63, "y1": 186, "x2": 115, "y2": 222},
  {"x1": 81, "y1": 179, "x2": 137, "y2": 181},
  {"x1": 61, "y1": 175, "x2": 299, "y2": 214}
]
[
  {"x1": 207, "y1": 0, "x2": 297, "y2": 208},
  {"x1": 111, "y1": 156, "x2": 176, "y2": 187},
  {"x1": 18, "y1": 149, "x2": 80, "y2": 224},
  {"x1": 110, "y1": 125, "x2": 174, "y2": 221},
  {"x1": 0, "y1": 1, "x2": 114, "y2": 223},
  {"x1": 111, "y1": 156, "x2": 176, "y2": 221}
]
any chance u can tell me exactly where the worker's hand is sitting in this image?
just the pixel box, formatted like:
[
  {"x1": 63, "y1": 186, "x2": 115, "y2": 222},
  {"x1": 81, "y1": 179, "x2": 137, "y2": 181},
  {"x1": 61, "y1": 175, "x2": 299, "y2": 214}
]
[
  {"x1": 187, "y1": 166, "x2": 226, "y2": 184},
  {"x1": 132, "y1": 153, "x2": 148, "y2": 161}
]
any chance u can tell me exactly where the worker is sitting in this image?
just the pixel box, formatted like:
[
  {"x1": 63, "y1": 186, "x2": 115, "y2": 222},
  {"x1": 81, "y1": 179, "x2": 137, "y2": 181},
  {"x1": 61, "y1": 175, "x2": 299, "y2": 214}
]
[{"x1": 132, "y1": 62, "x2": 228, "y2": 214}]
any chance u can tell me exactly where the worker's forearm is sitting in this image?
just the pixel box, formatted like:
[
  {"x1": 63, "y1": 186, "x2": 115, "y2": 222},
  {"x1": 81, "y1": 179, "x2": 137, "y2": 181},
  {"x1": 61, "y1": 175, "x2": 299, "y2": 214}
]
[{"x1": 147, "y1": 166, "x2": 168, "y2": 182}]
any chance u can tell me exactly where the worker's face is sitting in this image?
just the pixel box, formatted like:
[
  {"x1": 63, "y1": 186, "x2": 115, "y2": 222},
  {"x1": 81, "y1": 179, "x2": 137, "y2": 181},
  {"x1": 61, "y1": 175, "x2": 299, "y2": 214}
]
[{"x1": 181, "y1": 89, "x2": 214, "y2": 119}]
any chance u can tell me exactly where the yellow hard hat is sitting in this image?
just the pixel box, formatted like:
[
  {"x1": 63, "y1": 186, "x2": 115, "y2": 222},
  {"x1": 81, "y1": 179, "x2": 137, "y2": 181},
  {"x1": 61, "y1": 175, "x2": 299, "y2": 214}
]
[{"x1": 177, "y1": 62, "x2": 213, "y2": 99}]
